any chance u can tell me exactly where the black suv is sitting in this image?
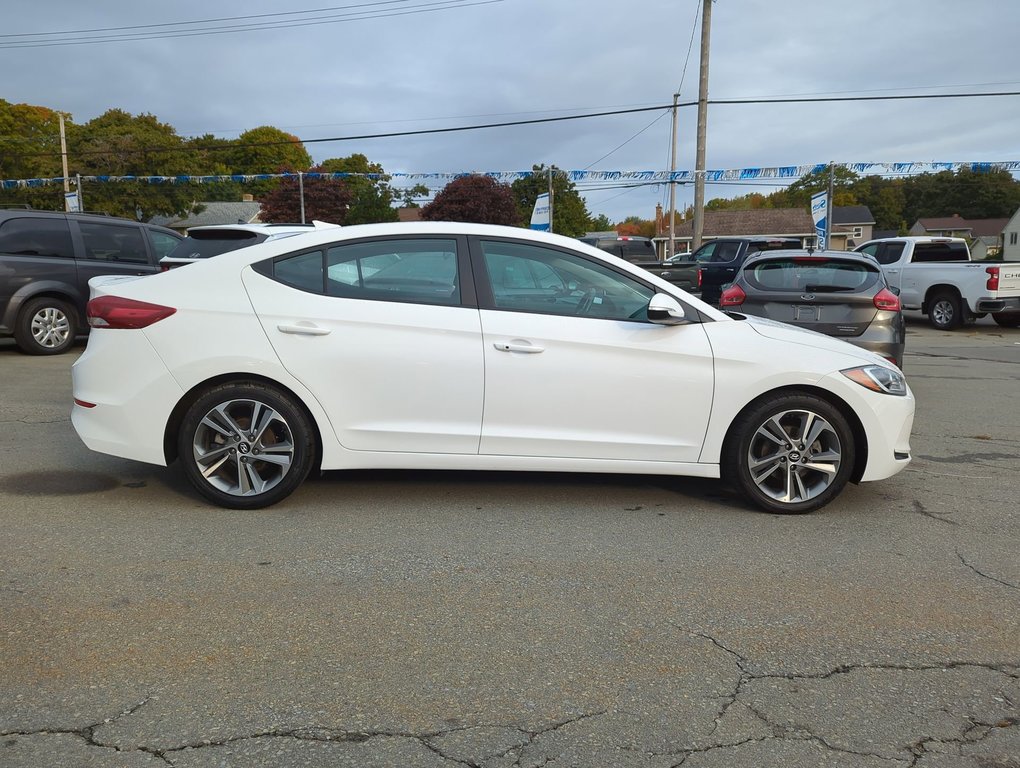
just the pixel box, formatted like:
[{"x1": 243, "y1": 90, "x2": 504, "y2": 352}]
[
  {"x1": 695, "y1": 236, "x2": 804, "y2": 305},
  {"x1": 0, "y1": 210, "x2": 182, "y2": 354}
]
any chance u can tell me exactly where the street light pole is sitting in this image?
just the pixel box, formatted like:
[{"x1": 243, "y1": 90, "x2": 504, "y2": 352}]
[{"x1": 668, "y1": 93, "x2": 679, "y2": 259}]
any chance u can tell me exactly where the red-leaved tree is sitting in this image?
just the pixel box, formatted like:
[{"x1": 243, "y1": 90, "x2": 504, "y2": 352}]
[
  {"x1": 421, "y1": 175, "x2": 519, "y2": 225},
  {"x1": 259, "y1": 165, "x2": 352, "y2": 223}
]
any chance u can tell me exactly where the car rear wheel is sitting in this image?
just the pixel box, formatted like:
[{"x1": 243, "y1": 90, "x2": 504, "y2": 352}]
[
  {"x1": 928, "y1": 291, "x2": 962, "y2": 330},
  {"x1": 992, "y1": 312, "x2": 1020, "y2": 328},
  {"x1": 178, "y1": 383, "x2": 314, "y2": 509},
  {"x1": 14, "y1": 297, "x2": 77, "y2": 355},
  {"x1": 723, "y1": 394, "x2": 855, "y2": 514}
]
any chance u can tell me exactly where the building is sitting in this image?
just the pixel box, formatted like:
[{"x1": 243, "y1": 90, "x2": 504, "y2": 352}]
[
  {"x1": 909, "y1": 214, "x2": 1008, "y2": 259},
  {"x1": 829, "y1": 206, "x2": 876, "y2": 250},
  {"x1": 653, "y1": 208, "x2": 816, "y2": 258},
  {"x1": 1002, "y1": 208, "x2": 1020, "y2": 261}
]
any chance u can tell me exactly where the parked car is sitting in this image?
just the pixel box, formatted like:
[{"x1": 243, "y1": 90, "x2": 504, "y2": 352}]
[
  {"x1": 0, "y1": 209, "x2": 182, "y2": 354},
  {"x1": 695, "y1": 237, "x2": 805, "y2": 305},
  {"x1": 719, "y1": 250, "x2": 905, "y2": 368},
  {"x1": 578, "y1": 235, "x2": 700, "y2": 291},
  {"x1": 72, "y1": 222, "x2": 914, "y2": 514},
  {"x1": 853, "y1": 236, "x2": 1020, "y2": 329},
  {"x1": 159, "y1": 221, "x2": 340, "y2": 269}
]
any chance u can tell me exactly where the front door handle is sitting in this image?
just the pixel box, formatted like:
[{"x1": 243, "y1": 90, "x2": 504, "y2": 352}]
[
  {"x1": 494, "y1": 342, "x2": 544, "y2": 354},
  {"x1": 278, "y1": 323, "x2": 331, "y2": 336}
]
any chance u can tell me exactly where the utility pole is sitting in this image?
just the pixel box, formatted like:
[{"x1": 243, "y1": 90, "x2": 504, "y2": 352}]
[
  {"x1": 547, "y1": 167, "x2": 554, "y2": 234},
  {"x1": 668, "y1": 93, "x2": 679, "y2": 259},
  {"x1": 692, "y1": 0, "x2": 713, "y2": 251},
  {"x1": 298, "y1": 172, "x2": 306, "y2": 223},
  {"x1": 825, "y1": 162, "x2": 834, "y2": 251}
]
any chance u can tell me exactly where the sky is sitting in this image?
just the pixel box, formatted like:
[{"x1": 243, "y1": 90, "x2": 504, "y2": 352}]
[{"x1": 4, "y1": 0, "x2": 1020, "y2": 224}]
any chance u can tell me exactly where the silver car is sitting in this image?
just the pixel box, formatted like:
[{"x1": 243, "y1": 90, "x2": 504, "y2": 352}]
[{"x1": 719, "y1": 250, "x2": 906, "y2": 368}]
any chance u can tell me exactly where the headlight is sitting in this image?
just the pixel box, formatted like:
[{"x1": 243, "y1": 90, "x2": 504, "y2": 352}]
[{"x1": 841, "y1": 365, "x2": 907, "y2": 396}]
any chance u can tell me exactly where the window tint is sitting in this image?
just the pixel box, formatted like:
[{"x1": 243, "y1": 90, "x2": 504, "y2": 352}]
[
  {"x1": 79, "y1": 222, "x2": 149, "y2": 264},
  {"x1": 165, "y1": 231, "x2": 262, "y2": 260},
  {"x1": 876, "y1": 242, "x2": 905, "y2": 265},
  {"x1": 480, "y1": 240, "x2": 654, "y2": 321},
  {"x1": 745, "y1": 258, "x2": 880, "y2": 293},
  {"x1": 275, "y1": 250, "x2": 325, "y2": 293},
  {"x1": 325, "y1": 239, "x2": 459, "y2": 306},
  {"x1": 693, "y1": 242, "x2": 716, "y2": 263},
  {"x1": 912, "y1": 242, "x2": 969, "y2": 262},
  {"x1": 0, "y1": 217, "x2": 74, "y2": 258},
  {"x1": 710, "y1": 241, "x2": 741, "y2": 263},
  {"x1": 856, "y1": 243, "x2": 879, "y2": 259},
  {"x1": 148, "y1": 230, "x2": 181, "y2": 259}
]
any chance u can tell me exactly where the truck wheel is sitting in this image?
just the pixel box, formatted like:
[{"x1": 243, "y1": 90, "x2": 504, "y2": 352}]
[
  {"x1": 993, "y1": 312, "x2": 1020, "y2": 328},
  {"x1": 14, "y1": 297, "x2": 78, "y2": 355},
  {"x1": 928, "y1": 291, "x2": 962, "y2": 330}
]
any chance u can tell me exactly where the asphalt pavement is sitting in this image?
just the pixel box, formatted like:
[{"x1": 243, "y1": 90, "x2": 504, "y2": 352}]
[{"x1": 1, "y1": 316, "x2": 1018, "y2": 767}]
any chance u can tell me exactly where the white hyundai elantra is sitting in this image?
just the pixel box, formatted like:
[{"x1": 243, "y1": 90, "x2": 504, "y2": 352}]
[{"x1": 72, "y1": 222, "x2": 914, "y2": 513}]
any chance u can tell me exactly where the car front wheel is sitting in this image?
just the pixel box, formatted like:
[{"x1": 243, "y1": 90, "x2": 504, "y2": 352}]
[
  {"x1": 723, "y1": 394, "x2": 855, "y2": 514},
  {"x1": 178, "y1": 383, "x2": 315, "y2": 509},
  {"x1": 14, "y1": 297, "x2": 77, "y2": 355}
]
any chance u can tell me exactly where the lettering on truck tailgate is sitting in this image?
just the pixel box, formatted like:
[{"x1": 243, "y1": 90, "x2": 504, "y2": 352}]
[{"x1": 999, "y1": 264, "x2": 1020, "y2": 294}]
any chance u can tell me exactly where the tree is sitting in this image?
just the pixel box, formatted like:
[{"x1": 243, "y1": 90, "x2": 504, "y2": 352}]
[
  {"x1": 587, "y1": 213, "x2": 613, "y2": 231},
  {"x1": 421, "y1": 175, "x2": 518, "y2": 225},
  {"x1": 510, "y1": 165, "x2": 591, "y2": 236},
  {"x1": 259, "y1": 164, "x2": 352, "y2": 223},
  {"x1": 617, "y1": 216, "x2": 655, "y2": 238},
  {"x1": 223, "y1": 126, "x2": 311, "y2": 174}
]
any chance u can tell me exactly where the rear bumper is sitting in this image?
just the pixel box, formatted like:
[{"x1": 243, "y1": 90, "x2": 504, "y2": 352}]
[{"x1": 975, "y1": 296, "x2": 1020, "y2": 313}]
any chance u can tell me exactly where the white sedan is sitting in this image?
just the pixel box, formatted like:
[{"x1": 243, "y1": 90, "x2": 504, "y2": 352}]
[{"x1": 71, "y1": 222, "x2": 914, "y2": 513}]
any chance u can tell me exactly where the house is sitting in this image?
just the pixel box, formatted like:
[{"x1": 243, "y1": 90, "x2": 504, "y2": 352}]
[
  {"x1": 397, "y1": 207, "x2": 423, "y2": 222},
  {"x1": 909, "y1": 214, "x2": 973, "y2": 238},
  {"x1": 909, "y1": 214, "x2": 1008, "y2": 259},
  {"x1": 653, "y1": 208, "x2": 815, "y2": 258},
  {"x1": 152, "y1": 197, "x2": 262, "y2": 233},
  {"x1": 829, "y1": 206, "x2": 876, "y2": 250},
  {"x1": 1002, "y1": 208, "x2": 1020, "y2": 261}
]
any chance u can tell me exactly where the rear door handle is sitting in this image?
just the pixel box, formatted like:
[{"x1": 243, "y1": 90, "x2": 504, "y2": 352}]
[
  {"x1": 494, "y1": 342, "x2": 544, "y2": 354},
  {"x1": 278, "y1": 323, "x2": 331, "y2": 336}
]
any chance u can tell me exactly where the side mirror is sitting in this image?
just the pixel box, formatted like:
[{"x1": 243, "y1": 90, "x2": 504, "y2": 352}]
[{"x1": 648, "y1": 293, "x2": 688, "y2": 325}]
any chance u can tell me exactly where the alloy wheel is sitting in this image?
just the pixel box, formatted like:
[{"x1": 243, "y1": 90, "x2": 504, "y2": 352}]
[{"x1": 746, "y1": 409, "x2": 842, "y2": 504}]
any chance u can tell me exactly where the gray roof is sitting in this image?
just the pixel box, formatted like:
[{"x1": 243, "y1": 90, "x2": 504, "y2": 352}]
[
  {"x1": 832, "y1": 206, "x2": 875, "y2": 225},
  {"x1": 156, "y1": 201, "x2": 263, "y2": 230}
]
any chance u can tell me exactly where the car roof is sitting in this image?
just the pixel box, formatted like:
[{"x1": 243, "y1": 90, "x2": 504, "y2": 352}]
[{"x1": 184, "y1": 221, "x2": 339, "y2": 236}]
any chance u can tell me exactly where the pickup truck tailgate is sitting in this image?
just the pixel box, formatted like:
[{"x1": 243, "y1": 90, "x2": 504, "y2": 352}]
[{"x1": 997, "y1": 264, "x2": 1020, "y2": 294}]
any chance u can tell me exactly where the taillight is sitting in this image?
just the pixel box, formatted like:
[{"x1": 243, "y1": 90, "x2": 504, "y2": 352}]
[
  {"x1": 986, "y1": 266, "x2": 1000, "y2": 291},
  {"x1": 87, "y1": 296, "x2": 176, "y2": 329},
  {"x1": 720, "y1": 284, "x2": 746, "y2": 307},
  {"x1": 873, "y1": 287, "x2": 900, "y2": 311}
]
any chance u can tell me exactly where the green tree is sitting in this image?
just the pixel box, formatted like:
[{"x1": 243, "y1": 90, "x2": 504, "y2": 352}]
[
  {"x1": 421, "y1": 175, "x2": 518, "y2": 225},
  {"x1": 319, "y1": 154, "x2": 396, "y2": 224},
  {"x1": 223, "y1": 126, "x2": 311, "y2": 174},
  {"x1": 587, "y1": 213, "x2": 613, "y2": 231},
  {"x1": 0, "y1": 100, "x2": 69, "y2": 210},
  {"x1": 510, "y1": 165, "x2": 591, "y2": 236},
  {"x1": 258, "y1": 164, "x2": 351, "y2": 223}
]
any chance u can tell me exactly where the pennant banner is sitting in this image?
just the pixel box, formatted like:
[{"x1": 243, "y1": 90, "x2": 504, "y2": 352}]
[{"x1": 4, "y1": 162, "x2": 1020, "y2": 190}]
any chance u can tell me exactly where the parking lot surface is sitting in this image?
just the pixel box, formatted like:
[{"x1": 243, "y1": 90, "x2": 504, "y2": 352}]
[{"x1": 2, "y1": 316, "x2": 1018, "y2": 767}]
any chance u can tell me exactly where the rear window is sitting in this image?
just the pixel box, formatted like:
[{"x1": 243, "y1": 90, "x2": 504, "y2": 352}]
[
  {"x1": 912, "y1": 242, "x2": 969, "y2": 262},
  {"x1": 744, "y1": 257, "x2": 881, "y2": 293},
  {"x1": 746, "y1": 239, "x2": 802, "y2": 254},
  {"x1": 590, "y1": 238, "x2": 655, "y2": 261},
  {"x1": 164, "y1": 230, "x2": 264, "y2": 260}
]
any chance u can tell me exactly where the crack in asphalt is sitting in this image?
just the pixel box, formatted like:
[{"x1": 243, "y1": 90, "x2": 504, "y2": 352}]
[
  {"x1": 907, "y1": 716, "x2": 1019, "y2": 767},
  {"x1": 910, "y1": 499, "x2": 960, "y2": 526},
  {"x1": 956, "y1": 549, "x2": 1020, "y2": 591}
]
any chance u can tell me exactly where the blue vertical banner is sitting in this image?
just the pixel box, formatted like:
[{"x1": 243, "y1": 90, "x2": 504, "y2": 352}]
[
  {"x1": 530, "y1": 193, "x2": 550, "y2": 231},
  {"x1": 811, "y1": 190, "x2": 828, "y2": 249}
]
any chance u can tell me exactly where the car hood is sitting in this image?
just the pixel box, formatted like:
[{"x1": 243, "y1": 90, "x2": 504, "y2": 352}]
[{"x1": 732, "y1": 312, "x2": 892, "y2": 367}]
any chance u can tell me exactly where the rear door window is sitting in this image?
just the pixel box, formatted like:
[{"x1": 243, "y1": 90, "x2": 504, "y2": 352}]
[
  {"x1": 710, "y1": 241, "x2": 742, "y2": 263},
  {"x1": 148, "y1": 230, "x2": 182, "y2": 259},
  {"x1": 79, "y1": 222, "x2": 150, "y2": 264},
  {"x1": 875, "y1": 242, "x2": 905, "y2": 265},
  {"x1": 326, "y1": 238, "x2": 460, "y2": 306}
]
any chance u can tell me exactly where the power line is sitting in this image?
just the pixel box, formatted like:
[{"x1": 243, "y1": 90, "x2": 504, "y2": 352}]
[{"x1": 0, "y1": 0, "x2": 501, "y2": 49}]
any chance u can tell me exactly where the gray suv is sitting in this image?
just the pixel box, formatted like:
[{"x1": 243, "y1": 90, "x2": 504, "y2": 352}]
[{"x1": 0, "y1": 210, "x2": 182, "y2": 354}]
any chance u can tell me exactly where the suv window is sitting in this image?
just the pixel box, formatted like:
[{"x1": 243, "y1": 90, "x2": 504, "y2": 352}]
[
  {"x1": 79, "y1": 221, "x2": 149, "y2": 264},
  {"x1": 149, "y1": 230, "x2": 182, "y2": 259},
  {"x1": 876, "y1": 242, "x2": 905, "y2": 265},
  {"x1": 0, "y1": 217, "x2": 74, "y2": 258}
]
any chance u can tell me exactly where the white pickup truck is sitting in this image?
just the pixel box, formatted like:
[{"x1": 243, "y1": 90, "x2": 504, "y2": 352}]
[{"x1": 854, "y1": 236, "x2": 1020, "y2": 330}]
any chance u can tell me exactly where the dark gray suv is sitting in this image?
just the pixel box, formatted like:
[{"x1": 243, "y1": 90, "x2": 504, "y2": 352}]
[{"x1": 0, "y1": 210, "x2": 182, "y2": 354}]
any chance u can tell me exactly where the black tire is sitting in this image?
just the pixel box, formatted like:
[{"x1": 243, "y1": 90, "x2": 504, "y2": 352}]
[
  {"x1": 722, "y1": 393, "x2": 856, "y2": 515},
  {"x1": 14, "y1": 297, "x2": 78, "y2": 355},
  {"x1": 928, "y1": 291, "x2": 962, "y2": 330},
  {"x1": 992, "y1": 312, "x2": 1020, "y2": 328},
  {"x1": 177, "y1": 382, "x2": 315, "y2": 509}
]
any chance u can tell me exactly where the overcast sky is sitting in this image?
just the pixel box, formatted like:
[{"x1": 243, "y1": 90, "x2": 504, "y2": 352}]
[{"x1": 4, "y1": 0, "x2": 1020, "y2": 223}]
